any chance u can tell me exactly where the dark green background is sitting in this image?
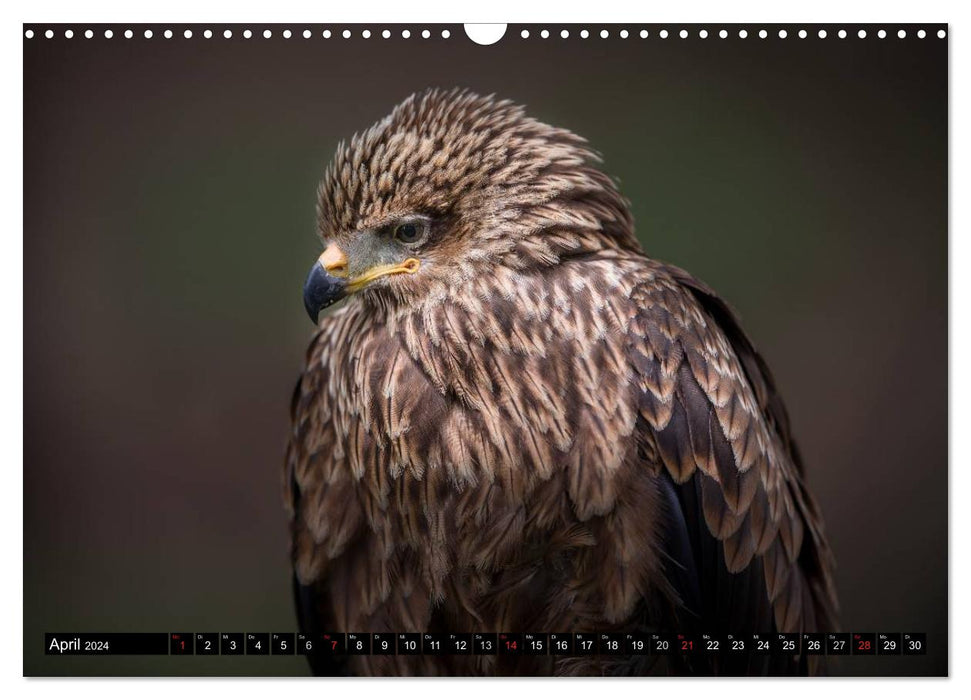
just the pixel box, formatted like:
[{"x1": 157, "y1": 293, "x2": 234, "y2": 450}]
[{"x1": 24, "y1": 24, "x2": 947, "y2": 676}]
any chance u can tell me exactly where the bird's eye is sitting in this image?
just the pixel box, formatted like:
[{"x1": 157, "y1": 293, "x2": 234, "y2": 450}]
[{"x1": 393, "y1": 222, "x2": 423, "y2": 244}]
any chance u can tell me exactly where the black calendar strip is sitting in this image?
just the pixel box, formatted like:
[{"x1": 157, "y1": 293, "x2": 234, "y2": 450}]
[{"x1": 44, "y1": 632, "x2": 927, "y2": 656}]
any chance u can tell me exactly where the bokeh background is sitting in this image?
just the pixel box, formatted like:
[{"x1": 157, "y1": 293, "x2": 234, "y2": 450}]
[{"x1": 24, "y1": 24, "x2": 947, "y2": 676}]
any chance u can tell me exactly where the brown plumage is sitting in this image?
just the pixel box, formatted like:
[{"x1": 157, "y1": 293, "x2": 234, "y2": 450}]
[{"x1": 284, "y1": 89, "x2": 838, "y2": 676}]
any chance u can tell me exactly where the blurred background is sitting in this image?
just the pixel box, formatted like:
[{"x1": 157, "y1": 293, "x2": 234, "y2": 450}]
[{"x1": 24, "y1": 24, "x2": 947, "y2": 676}]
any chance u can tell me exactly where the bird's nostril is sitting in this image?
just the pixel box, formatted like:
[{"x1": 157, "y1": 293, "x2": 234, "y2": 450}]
[{"x1": 327, "y1": 264, "x2": 348, "y2": 278}]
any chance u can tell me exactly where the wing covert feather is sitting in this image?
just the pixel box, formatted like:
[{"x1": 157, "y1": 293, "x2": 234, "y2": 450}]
[{"x1": 626, "y1": 265, "x2": 838, "y2": 642}]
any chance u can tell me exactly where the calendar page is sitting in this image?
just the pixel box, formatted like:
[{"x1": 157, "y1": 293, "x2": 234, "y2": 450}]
[{"x1": 23, "y1": 19, "x2": 947, "y2": 678}]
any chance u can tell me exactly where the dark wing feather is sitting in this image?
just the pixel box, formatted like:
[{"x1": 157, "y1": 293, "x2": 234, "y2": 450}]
[
  {"x1": 627, "y1": 263, "x2": 838, "y2": 674},
  {"x1": 670, "y1": 267, "x2": 839, "y2": 633}
]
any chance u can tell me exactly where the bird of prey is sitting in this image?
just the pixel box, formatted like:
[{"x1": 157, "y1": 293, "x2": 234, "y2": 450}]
[{"x1": 285, "y1": 89, "x2": 838, "y2": 676}]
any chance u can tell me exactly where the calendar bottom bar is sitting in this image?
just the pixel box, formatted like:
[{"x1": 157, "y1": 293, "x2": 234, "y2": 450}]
[{"x1": 44, "y1": 632, "x2": 927, "y2": 656}]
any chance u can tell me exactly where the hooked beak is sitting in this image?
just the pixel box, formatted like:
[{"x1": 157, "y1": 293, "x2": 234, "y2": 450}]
[
  {"x1": 303, "y1": 262, "x2": 346, "y2": 323},
  {"x1": 302, "y1": 243, "x2": 420, "y2": 323}
]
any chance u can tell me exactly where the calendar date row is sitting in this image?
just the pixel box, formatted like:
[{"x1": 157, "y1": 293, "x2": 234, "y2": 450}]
[{"x1": 167, "y1": 632, "x2": 927, "y2": 657}]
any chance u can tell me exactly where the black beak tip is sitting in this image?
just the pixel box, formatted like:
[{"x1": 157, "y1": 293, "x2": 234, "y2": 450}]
[
  {"x1": 303, "y1": 295, "x2": 320, "y2": 325},
  {"x1": 302, "y1": 262, "x2": 347, "y2": 324}
]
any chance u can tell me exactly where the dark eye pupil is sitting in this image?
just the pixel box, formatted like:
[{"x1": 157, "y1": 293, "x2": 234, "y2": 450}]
[{"x1": 396, "y1": 223, "x2": 419, "y2": 242}]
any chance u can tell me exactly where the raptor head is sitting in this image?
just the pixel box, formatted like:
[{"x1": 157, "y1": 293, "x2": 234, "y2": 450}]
[{"x1": 303, "y1": 88, "x2": 638, "y2": 322}]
